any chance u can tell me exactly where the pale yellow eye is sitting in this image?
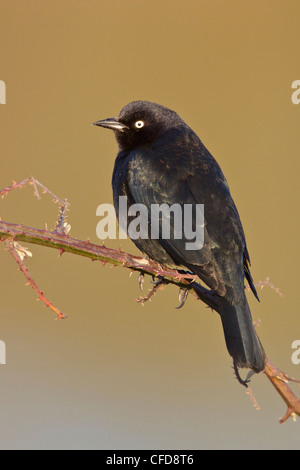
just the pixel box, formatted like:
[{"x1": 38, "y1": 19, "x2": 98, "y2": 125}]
[{"x1": 135, "y1": 120, "x2": 144, "y2": 129}]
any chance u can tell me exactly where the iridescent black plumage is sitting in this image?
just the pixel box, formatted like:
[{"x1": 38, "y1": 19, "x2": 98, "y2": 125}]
[{"x1": 94, "y1": 101, "x2": 266, "y2": 375}]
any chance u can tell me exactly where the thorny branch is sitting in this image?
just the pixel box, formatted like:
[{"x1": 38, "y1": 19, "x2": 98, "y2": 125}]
[
  {"x1": 6, "y1": 240, "x2": 66, "y2": 320},
  {"x1": 0, "y1": 177, "x2": 299, "y2": 423}
]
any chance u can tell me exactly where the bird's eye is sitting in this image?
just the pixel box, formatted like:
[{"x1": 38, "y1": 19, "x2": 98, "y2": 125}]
[{"x1": 134, "y1": 120, "x2": 145, "y2": 129}]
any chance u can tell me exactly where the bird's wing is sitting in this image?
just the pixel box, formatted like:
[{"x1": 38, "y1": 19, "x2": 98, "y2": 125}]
[
  {"x1": 126, "y1": 147, "x2": 227, "y2": 292},
  {"x1": 125, "y1": 144, "x2": 257, "y2": 298}
]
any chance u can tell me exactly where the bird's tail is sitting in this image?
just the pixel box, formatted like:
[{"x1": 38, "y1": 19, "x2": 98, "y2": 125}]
[{"x1": 217, "y1": 291, "x2": 266, "y2": 374}]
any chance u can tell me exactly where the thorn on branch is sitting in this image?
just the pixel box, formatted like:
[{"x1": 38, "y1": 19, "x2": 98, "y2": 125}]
[
  {"x1": 5, "y1": 240, "x2": 66, "y2": 320},
  {"x1": 246, "y1": 387, "x2": 261, "y2": 411},
  {"x1": 0, "y1": 176, "x2": 69, "y2": 206},
  {"x1": 0, "y1": 177, "x2": 71, "y2": 236},
  {"x1": 245, "y1": 277, "x2": 284, "y2": 298},
  {"x1": 55, "y1": 199, "x2": 71, "y2": 234}
]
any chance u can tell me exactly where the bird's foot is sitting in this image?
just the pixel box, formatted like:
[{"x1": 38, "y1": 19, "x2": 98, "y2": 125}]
[
  {"x1": 137, "y1": 272, "x2": 192, "y2": 309},
  {"x1": 233, "y1": 362, "x2": 256, "y2": 388},
  {"x1": 176, "y1": 287, "x2": 190, "y2": 309},
  {"x1": 136, "y1": 276, "x2": 167, "y2": 305}
]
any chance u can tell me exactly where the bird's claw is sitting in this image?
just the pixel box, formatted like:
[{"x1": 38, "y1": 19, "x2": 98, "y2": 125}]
[
  {"x1": 233, "y1": 361, "x2": 256, "y2": 388},
  {"x1": 136, "y1": 277, "x2": 166, "y2": 304},
  {"x1": 138, "y1": 272, "x2": 145, "y2": 291},
  {"x1": 176, "y1": 287, "x2": 189, "y2": 309},
  {"x1": 150, "y1": 274, "x2": 164, "y2": 285}
]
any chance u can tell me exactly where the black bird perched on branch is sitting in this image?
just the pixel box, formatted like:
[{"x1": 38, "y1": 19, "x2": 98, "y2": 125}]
[{"x1": 93, "y1": 100, "x2": 266, "y2": 381}]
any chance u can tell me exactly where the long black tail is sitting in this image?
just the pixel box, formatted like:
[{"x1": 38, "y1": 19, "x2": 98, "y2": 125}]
[{"x1": 217, "y1": 291, "x2": 266, "y2": 373}]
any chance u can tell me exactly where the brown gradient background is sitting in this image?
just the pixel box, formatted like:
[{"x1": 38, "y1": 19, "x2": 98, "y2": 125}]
[{"x1": 0, "y1": 0, "x2": 299, "y2": 450}]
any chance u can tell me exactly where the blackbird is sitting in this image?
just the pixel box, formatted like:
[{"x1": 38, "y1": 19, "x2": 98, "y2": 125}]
[{"x1": 93, "y1": 101, "x2": 266, "y2": 380}]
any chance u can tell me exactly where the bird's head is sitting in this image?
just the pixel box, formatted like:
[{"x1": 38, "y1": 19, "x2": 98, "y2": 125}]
[{"x1": 93, "y1": 100, "x2": 186, "y2": 150}]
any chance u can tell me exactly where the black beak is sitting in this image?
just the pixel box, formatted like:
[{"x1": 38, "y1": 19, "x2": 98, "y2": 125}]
[{"x1": 92, "y1": 117, "x2": 128, "y2": 131}]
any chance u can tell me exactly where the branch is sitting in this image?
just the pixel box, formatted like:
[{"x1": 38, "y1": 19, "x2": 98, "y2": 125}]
[
  {"x1": 264, "y1": 360, "x2": 300, "y2": 423},
  {"x1": 1, "y1": 177, "x2": 299, "y2": 423},
  {"x1": 0, "y1": 219, "x2": 198, "y2": 284},
  {"x1": 1, "y1": 218, "x2": 299, "y2": 422},
  {"x1": 5, "y1": 240, "x2": 66, "y2": 319}
]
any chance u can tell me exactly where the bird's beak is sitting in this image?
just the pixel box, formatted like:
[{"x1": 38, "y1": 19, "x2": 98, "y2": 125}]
[{"x1": 92, "y1": 117, "x2": 128, "y2": 131}]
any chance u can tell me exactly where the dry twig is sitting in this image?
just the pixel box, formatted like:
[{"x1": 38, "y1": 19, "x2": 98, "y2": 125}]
[{"x1": 1, "y1": 177, "x2": 299, "y2": 423}]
